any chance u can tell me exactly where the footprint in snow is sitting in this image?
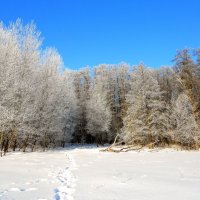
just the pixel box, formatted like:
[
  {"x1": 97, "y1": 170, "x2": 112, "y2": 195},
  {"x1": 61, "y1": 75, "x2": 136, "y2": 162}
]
[
  {"x1": 9, "y1": 187, "x2": 37, "y2": 192},
  {"x1": 0, "y1": 190, "x2": 8, "y2": 196}
]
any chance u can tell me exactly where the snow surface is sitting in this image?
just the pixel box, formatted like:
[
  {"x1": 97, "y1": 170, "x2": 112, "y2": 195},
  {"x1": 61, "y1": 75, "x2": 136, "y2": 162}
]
[
  {"x1": 1, "y1": 146, "x2": 200, "y2": 200},
  {"x1": 0, "y1": 150, "x2": 76, "y2": 200}
]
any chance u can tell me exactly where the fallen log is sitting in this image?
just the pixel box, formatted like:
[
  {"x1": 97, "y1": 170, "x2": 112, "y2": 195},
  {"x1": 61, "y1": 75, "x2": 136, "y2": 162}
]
[
  {"x1": 100, "y1": 134, "x2": 124, "y2": 152},
  {"x1": 101, "y1": 140, "x2": 159, "y2": 153}
]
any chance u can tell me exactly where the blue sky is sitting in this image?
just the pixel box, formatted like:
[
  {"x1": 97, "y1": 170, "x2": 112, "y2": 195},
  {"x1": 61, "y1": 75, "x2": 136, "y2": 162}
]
[{"x1": 0, "y1": 0, "x2": 200, "y2": 69}]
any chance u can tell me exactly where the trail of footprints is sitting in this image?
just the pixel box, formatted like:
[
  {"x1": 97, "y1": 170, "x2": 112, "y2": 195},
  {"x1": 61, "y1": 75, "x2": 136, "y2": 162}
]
[
  {"x1": 54, "y1": 153, "x2": 76, "y2": 200},
  {"x1": 0, "y1": 153, "x2": 77, "y2": 200}
]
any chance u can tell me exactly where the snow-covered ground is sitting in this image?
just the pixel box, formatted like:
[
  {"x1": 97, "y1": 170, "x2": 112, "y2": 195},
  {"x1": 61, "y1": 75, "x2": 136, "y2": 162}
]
[
  {"x1": 1, "y1": 146, "x2": 200, "y2": 200},
  {"x1": 0, "y1": 150, "x2": 76, "y2": 200}
]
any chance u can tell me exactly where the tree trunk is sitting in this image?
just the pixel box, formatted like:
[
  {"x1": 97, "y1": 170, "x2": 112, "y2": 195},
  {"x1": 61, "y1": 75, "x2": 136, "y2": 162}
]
[{"x1": 23, "y1": 135, "x2": 29, "y2": 152}]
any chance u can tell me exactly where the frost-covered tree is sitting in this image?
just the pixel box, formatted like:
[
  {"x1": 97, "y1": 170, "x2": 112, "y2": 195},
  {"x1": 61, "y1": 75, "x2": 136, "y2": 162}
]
[
  {"x1": 155, "y1": 67, "x2": 175, "y2": 105},
  {"x1": 72, "y1": 68, "x2": 90, "y2": 143},
  {"x1": 0, "y1": 22, "x2": 18, "y2": 138},
  {"x1": 90, "y1": 64, "x2": 130, "y2": 141},
  {"x1": 122, "y1": 65, "x2": 171, "y2": 145},
  {"x1": 0, "y1": 20, "x2": 78, "y2": 154},
  {"x1": 107, "y1": 64, "x2": 130, "y2": 136},
  {"x1": 173, "y1": 49, "x2": 200, "y2": 127},
  {"x1": 1, "y1": 19, "x2": 200, "y2": 153},
  {"x1": 171, "y1": 93, "x2": 200, "y2": 148},
  {"x1": 0, "y1": 20, "x2": 37, "y2": 153},
  {"x1": 86, "y1": 68, "x2": 111, "y2": 145}
]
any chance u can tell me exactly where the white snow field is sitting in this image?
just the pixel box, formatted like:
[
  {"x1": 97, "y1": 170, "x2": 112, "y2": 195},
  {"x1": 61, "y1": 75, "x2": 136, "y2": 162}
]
[
  {"x1": 0, "y1": 150, "x2": 76, "y2": 200},
  {"x1": 1, "y1": 146, "x2": 200, "y2": 200}
]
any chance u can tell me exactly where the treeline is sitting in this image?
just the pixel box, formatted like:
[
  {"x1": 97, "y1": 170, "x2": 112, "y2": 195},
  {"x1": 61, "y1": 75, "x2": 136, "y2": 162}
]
[{"x1": 0, "y1": 21, "x2": 200, "y2": 155}]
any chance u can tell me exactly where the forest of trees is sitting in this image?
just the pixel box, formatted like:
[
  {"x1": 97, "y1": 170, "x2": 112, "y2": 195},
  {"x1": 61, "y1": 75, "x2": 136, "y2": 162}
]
[{"x1": 1, "y1": 20, "x2": 200, "y2": 155}]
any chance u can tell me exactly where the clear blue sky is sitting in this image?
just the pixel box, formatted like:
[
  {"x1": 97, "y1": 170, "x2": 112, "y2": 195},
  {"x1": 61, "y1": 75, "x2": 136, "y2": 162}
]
[{"x1": 0, "y1": 0, "x2": 200, "y2": 69}]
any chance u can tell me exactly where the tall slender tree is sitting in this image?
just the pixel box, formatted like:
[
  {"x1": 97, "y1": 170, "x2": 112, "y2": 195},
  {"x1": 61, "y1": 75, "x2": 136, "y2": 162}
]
[{"x1": 122, "y1": 65, "x2": 171, "y2": 145}]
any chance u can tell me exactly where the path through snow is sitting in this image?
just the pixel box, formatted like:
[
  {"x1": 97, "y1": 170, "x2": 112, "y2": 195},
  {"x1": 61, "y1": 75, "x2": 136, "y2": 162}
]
[{"x1": 54, "y1": 153, "x2": 76, "y2": 200}]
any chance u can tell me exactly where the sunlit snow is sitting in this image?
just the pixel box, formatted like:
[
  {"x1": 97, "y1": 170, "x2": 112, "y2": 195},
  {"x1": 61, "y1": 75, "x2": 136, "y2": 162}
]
[{"x1": 1, "y1": 146, "x2": 200, "y2": 200}]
